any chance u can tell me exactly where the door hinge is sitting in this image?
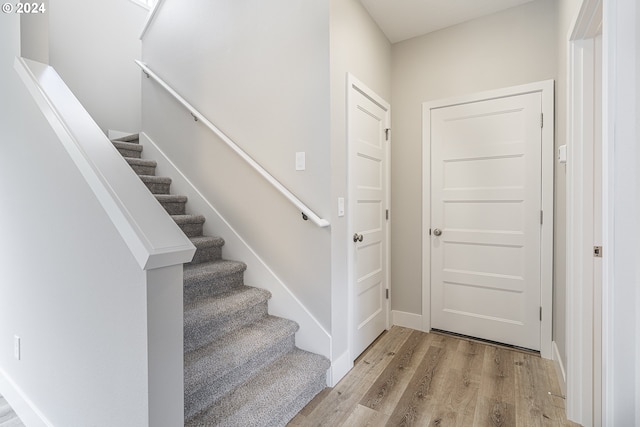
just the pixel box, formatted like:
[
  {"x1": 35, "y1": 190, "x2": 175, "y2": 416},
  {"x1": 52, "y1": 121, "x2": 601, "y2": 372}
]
[
  {"x1": 385, "y1": 128, "x2": 390, "y2": 141},
  {"x1": 541, "y1": 113, "x2": 544, "y2": 128},
  {"x1": 386, "y1": 289, "x2": 390, "y2": 299},
  {"x1": 386, "y1": 209, "x2": 389, "y2": 220},
  {"x1": 540, "y1": 306, "x2": 543, "y2": 321},
  {"x1": 594, "y1": 246, "x2": 603, "y2": 257},
  {"x1": 540, "y1": 210, "x2": 543, "y2": 225}
]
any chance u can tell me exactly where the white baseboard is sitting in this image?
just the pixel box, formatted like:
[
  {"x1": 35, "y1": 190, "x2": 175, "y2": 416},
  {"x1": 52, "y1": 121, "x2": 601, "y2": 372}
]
[
  {"x1": 391, "y1": 310, "x2": 423, "y2": 331},
  {"x1": 552, "y1": 341, "x2": 567, "y2": 396},
  {"x1": 0, "y1": 368, "x2": 53, "y2": 427},
  {"x1": 329, "y1": 350, "x2": 353, "y2": 387},
  {"x1": 139, "y1": 133, "x2": 331, "y2": 360}
]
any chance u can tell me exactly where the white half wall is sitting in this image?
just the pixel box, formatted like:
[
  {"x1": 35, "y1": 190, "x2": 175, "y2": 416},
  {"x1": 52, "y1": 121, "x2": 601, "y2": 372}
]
[
  {"x1": 0, "y1": 31, "x2": 149, "y2": 425},
  {"x1": 1, "y1": 15, "x2": 187, "y2": 425}
]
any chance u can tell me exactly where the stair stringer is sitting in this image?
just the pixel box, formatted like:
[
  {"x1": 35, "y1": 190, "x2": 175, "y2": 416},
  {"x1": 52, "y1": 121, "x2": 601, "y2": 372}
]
[{"x1": 139, "y1": 132, "x2": 331, "y2": 362}]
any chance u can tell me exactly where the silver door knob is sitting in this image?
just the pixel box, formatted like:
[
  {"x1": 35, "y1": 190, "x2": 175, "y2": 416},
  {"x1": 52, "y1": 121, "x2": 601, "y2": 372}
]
[
  {"x1": 433, "y1": 228, "x2": 442, "y2": 236},
  {"x1": 353, "y1": 233, "x2": 364, "y2": 242}
]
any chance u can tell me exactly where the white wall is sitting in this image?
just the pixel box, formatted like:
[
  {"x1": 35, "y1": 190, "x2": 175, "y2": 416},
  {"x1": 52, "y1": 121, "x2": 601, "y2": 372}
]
[
  {"x1": 20, "y1": 0, "x2": 49, "y2": 63},
  {"x1": 390, "y1": 0, "x2": 558, "y2": 317},
  {"x1": 141, "y1": 0, "x2": 333, "y2": 328},
  {"x1": 0, "y1": 15, "x2": 150, "y2": 426},
  {"x1": 48, "y1": 0, "x2": 146, "y2": 134},
  {"x1": 329, "y1": 0, "x2": 391, "y2": 370},
  {"x1": 556, "y1": 0, "x2": 585, "y2": 382},
  {"x1": 603, "y1": 0, "x2": 640, "y2": 423}
]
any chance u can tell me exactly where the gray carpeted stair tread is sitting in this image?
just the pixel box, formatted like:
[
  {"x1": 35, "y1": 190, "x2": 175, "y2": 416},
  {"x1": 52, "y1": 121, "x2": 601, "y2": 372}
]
[
  {"x1": 125, "y1": 157, "x2": 156, "y2": 167},
  {"x1": 189, "y1": 235, "x2": 224, "y2": 249},
  {"x1": 183, "y1": 259, "x2": 245, "y2": 285},
  {"x1": 184, "y1": 316, "x2": 299, "y2": 420},
  {"x1": 155, "y1": 194, "x2": 188, "y2": 215},
  {"x1": 155, "y1": 194, "x2": 188, "y2": 203},
  {"x1": 112, "y1": 133, "x2": 139, "y2": 143},
  {"x1": 172, "y1": 214, "x2": 205, "y2": 237},
  {"x1": 139, "y1": 174, "x2": 171, "y2": 184},
  {"x1": 188, "y1": 235, "x2": 225, "y2": 264},
  {"x1": 112, "y1": 141, "x2": 143, "y2": 158},
  {"x1": 139, "y1": 174, "x2": 171, "y2": 194},
  {"x1": 185, "y1": 348, "x2": 330, "y2": 427},
  {"x1": 184, "y1": 286, "x2": 271, "y2": 352},
  {"x1": 125, "y1": 157, "x2": 157, "y2": 175},
  {"x1": 183, "y1": 259, "x2": 247, "y2": 300},
  {"x1": 172, "y1": 214, "x2": 205, "y2": 226}
]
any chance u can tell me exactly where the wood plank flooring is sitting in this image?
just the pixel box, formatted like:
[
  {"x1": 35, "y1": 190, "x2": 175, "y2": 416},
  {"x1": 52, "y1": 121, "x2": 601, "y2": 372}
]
[
  {"x1": 0, "y1": 394, "x2": 24, "y2": 427},
  {"x1": 289, "y1": 327, "x2": 579, "y2": 427}
]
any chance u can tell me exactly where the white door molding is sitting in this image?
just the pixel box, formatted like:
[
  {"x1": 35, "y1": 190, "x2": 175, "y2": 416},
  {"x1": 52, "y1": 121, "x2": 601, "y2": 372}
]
[
  {"x1": 565, "y1": 0, "x2": 602, "y2": 425},
  {"x1": 422, "y1": 80, "x2": 555, "y2": 359}
]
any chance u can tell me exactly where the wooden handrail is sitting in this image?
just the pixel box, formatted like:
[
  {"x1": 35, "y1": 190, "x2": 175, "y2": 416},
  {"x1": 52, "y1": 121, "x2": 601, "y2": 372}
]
[{"x1": 136, "y1": 60, "x2": 330, "y2": 228}]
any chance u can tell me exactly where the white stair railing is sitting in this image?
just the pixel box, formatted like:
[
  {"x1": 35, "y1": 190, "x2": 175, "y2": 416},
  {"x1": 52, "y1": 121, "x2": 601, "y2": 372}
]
[{"x1": 136, "y1": 60, "x2": 330, "y2": 228}]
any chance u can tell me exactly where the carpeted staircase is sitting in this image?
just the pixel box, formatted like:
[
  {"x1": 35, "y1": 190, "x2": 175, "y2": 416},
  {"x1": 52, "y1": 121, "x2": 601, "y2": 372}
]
[{"x1": 111, "y1": 134, "x2": 330, "y2": 426}]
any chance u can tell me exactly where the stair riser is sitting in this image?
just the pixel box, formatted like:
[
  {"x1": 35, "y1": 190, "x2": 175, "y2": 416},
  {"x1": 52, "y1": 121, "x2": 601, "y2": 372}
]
[
  {"x1": 184, "y1": 271, "x2": 244, "y2": 305},
  {"x1": 184, "y1": 302, "x2": 268, "y2": 353},
  {"x1": 178, "y1": 222, "x2": 204, "y2": 238},
  {"x1": 160, "y1": 201, "x2": 186, "y2": 215},
  {"x1": 266, "y1": 373, "x2": 327, "y2": 427},
  {"x1": 116, "y1": 148, "x2": 142, "y2": 159},
  {"x1": 185, "y1": 334, "x2": 295, "y2": 421},
  {"x1": 130, "y1": 163, "x2": 156, "y2": 176},
  {"x1": 188, "y1": 246, "x2": 222, "y2": 265},
  {"x1": 142, "y1": 181, "x2": 171, "y2": 194}
]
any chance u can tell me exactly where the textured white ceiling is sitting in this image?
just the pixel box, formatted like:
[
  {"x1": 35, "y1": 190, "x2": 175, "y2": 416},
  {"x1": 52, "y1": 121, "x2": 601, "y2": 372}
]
[{"x1": 359, "y1": 0, "x2": 537, "y2": 43}]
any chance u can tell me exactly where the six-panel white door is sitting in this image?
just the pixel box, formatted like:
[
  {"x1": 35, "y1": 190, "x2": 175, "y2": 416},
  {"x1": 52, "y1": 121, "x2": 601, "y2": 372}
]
[
  {"x1": 430, "y1": 93, "x2": 542, "y2": 350},
  {"x1": 349, "y1": 80, "x2": 390, "y2": 359}
]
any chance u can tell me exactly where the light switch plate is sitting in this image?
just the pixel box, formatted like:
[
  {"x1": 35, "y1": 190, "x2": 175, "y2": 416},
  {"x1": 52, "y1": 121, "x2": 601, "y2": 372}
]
[{"x1": 558, "y1": 145, "x2": 567, "y2": 163}]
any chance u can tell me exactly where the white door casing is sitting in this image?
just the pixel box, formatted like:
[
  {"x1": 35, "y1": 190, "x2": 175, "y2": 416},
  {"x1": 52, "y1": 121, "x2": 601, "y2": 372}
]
[
  {"x1": 566, "y1": 0, "x2": 603, "y2": 423},
  {"x1": 422, "y1": 81, "x2": 555, "y2": 358},
  {"x1": 347, "y1": 74, "x2": 390, "y2": 360}
]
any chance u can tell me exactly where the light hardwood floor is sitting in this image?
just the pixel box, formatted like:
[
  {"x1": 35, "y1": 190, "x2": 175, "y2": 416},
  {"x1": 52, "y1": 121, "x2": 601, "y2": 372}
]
[
  {"x1": 290, "y1": 326, "x2": 579, "y2": 427},
  {"x1": 0, "y1": 394, "x2": 24, "y2": 427}
]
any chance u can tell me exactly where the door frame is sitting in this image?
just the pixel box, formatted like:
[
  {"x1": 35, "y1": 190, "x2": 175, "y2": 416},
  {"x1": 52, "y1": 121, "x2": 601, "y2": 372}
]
[
  {"x1": 421, "y1": 81, "x2": 555, "y2": 359},
  {"x1": 346, "y1": 73, "x2": 391, "y2": 362},
  {"x1": 566, "y1": 0, "x2": 603, "y2": 424}
]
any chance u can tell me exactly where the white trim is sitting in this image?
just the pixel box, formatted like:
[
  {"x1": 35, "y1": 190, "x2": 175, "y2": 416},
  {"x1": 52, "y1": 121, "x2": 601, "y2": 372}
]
[
  {"x1": 128, "y1": 0, "x2": 152, "y2": 12},
  {"x1": 140, "y1": 0, "x2": 164, "y2": 39},
  {"x1": 0, "y1": 367, "x2": 54, "y2": 427},
  {"x1": 328, "y1": 350, "x2": 353, "y2": 387},
  {"x1": 566, "y1": 1, "x2": 603, "y2": 425},
  {"x1": 139, "y1": 133, "x2": 331, "y2": 360},
  {"x1": 421, "y1": 80, "x2": 555, "y2": 359},
  {"x1": 553, "y1": 341, "x2": 568, "y2": 397},
  {"x1": 346, "y1": 73, "x2": 391, "y2": 364},
  {"x1": 391, "y1": 310, "x2": 423, "y2": 331}
]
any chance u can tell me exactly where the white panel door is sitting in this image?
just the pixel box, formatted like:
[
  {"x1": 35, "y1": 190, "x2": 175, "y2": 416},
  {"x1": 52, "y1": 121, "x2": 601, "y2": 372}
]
[
  {"x1": 348, "y1": 80, "x2": 389, "y2": 359},
  {"x1": 431, "y1": 93, "x2": 542, "y2": 350}
]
